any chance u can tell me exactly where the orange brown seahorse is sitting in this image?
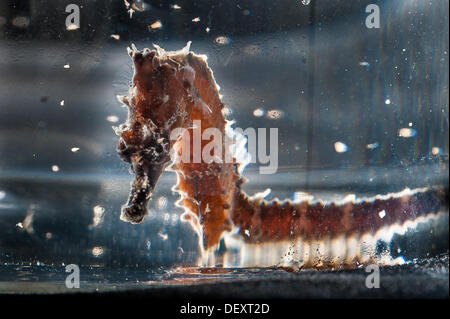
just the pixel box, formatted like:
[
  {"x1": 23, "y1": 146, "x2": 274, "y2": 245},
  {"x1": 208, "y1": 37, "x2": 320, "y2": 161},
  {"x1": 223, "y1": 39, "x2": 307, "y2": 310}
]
[{"x1": 114, "y1": 42, "x2": 448, "y2": 264}]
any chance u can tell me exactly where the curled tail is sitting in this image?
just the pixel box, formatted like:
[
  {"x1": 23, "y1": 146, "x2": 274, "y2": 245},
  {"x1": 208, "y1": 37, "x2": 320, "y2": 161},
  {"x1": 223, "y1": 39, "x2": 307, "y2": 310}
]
[{"x1": 232, "y1": 186, "x2": 448, "y2": 243}]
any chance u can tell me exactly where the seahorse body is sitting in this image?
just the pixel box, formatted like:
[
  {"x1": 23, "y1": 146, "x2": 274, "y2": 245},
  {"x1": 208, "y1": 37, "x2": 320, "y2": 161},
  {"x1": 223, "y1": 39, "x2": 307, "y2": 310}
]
[{"x1": 115, "y1": 43, "x2": 448, "y2": 259}]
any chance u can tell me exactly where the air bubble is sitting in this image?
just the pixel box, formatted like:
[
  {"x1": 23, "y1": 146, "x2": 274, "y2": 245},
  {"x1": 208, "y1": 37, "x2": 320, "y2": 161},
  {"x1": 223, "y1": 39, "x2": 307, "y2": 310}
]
[{"x1": 334, "y1": 141, "x2": 348, "y2": 153}]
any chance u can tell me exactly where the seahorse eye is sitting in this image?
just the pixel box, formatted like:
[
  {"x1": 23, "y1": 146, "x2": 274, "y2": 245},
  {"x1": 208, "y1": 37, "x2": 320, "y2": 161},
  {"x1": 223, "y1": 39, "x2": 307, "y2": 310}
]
[
  {"x1": 155, "y1": 143, "x2": 163, "y2": 154},
  {"x1": 183, "y1": 80, "x2": 191, "y2": 89}
]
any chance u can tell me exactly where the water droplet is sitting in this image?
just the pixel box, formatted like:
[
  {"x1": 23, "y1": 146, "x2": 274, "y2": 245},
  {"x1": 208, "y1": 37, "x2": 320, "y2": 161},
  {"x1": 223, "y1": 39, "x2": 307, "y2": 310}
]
[
  {"x1": 91, "y1": 205, "x2": 105, "y2": 227},
  {"x1": 334, "y1": 141, "x2": 348, "y2": 153},
  {"x1": 222, "y1": 107, "x2": 232, "y2": 116},
  {"x1": 158, "y1": 232, "x2": 168, "y2": 241},
  {"x1": 149, "y1": 20, "x2": 163, "y2": 30},
  {"x1": 253, "y1": 108, "x2": 265, "y2": 117},
  {"x1": 215, "y1": 36, "x2": 231, "y2": 45},
  {"x1": 366, "y1": 142, "x2": 379, "y2": 149},
  {"x1": 92, "y1": 246, "x2": 104, "y2": 257},
  {"x1": 66, "y1": 23, "x2": 79, "y2": 31},
  {"x1": 431, "y1": 147, "x2": 441, "y2": 155},
  {"x1": 266, "y1": 109, "x2": 284, "y2": 119},
  {"x1": 398, "y1": 128, "x2": 417, "y2": 138},
  {"x1": 156, "y1": 196, "x2": 168, "y2": 210},
  {"x1": 12, "y1": 16, "x2": 30, "y2": 28},
  {"x1": 106, "y1": 115, "x2": 119, "y2": 123}
]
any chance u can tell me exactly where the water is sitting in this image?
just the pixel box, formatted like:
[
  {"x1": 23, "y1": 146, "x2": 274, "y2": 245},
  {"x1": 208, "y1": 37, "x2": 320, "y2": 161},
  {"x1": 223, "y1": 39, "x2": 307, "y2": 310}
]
[
  {"x1": 1, "y1": 254, "x2": 448, "y2": 296},
  {"x1": 0, "y1": 165, "x2": 447, "y2": 268}
]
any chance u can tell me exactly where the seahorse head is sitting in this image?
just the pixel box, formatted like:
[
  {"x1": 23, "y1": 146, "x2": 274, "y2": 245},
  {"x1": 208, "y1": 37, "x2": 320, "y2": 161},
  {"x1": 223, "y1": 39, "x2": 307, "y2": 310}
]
[
  {"x1": 116, "y1": 43, "x2": 194, "y2": 224},
  {"x1": 126, "y1": 43, "x2": 192, "y2": 130}
]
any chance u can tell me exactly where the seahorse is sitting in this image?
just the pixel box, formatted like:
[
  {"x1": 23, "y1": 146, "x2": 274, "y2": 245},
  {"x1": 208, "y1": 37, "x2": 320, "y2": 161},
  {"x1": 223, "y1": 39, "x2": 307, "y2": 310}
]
[{"x1": 114, "y1": 42, "x2": 448, "y2": 266}]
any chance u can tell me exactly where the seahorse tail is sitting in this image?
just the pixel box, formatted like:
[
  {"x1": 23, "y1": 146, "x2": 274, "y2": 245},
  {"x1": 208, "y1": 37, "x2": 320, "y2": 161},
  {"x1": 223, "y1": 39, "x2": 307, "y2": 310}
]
[{"x1": 232, "y1": 186, "x2": 448, "y2": 243}]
